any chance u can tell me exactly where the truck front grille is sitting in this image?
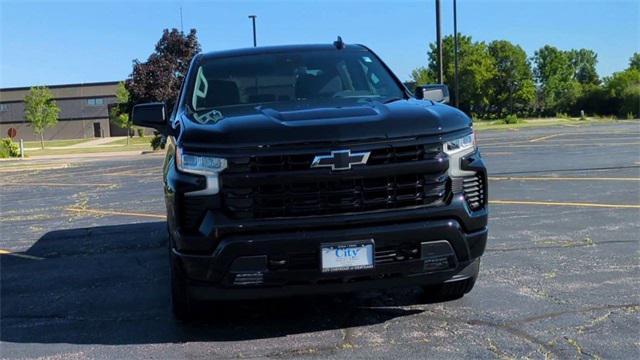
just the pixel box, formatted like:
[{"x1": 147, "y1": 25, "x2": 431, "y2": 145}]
[
  {"x1": 223, "y1": 174, "x2": 448, "y2": 219},
  {"x1": 225, "y1": 144, "x2": 441, "y2": 173},
  {"x1": 221, "y1": 143, "x2": 449, "y2": 219}
]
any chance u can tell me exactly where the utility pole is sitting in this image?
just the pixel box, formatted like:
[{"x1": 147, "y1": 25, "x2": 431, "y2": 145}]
[
  {"x1": 435, "y1": 0, "x2": 443, "y2": 84},
  {"x1": 248, "y1": 15, "x2": 257, "y2": 47},
  {"x1": 453, "y1": 0, "x2": 459, "y2": 107},
  {"x1": 180, "y1": 6, "x2": 184, "y2": 33}
]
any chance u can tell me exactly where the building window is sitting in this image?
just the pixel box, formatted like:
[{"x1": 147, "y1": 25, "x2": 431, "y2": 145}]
[
  {"x1": 0, "y1": 104, "x2": 8, "y2": 112},
  {"x1": 87, "y1": 98, "x2": 104, "y2": 106}
]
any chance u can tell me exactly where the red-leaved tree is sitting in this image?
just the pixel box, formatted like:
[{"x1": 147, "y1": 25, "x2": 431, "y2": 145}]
[{"x1": 126, "y1": 29, "x2": 201, "y2": 110}]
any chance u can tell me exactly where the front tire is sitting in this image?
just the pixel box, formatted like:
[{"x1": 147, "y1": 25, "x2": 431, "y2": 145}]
[
  {"x1": 422, "y1": 277, "x2": 476, "y2": 301},
  {"x1": 170, "y1": 246, "x2": 194, "y2": 322},
  {"x1": 422, "y1": 259, "x2": 480, "y2": 301}
]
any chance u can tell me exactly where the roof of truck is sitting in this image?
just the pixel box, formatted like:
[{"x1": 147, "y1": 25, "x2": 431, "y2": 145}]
[{"x1": 200, "y1": 44, "x2": 368, "y2": 60}]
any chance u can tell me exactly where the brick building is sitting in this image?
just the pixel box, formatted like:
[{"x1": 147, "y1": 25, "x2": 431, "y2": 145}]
[{"x1": 0, "y1": 81, "x2": 131, "y2": 140}]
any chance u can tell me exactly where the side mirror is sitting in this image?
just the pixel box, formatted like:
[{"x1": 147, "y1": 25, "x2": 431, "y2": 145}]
[
  {"x1": 414, "y1": 84, "x2": 450, "y2": 104},
  {"x1": 131, "y1": 102, "x2": 167, "y2": 131}
]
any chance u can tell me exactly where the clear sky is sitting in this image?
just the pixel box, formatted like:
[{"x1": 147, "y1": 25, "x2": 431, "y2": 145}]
[{"x1": 1, "y1": 0, "x2": 638, "y2": 88}]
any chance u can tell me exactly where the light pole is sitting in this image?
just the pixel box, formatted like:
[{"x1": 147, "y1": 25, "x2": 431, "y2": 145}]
[
  {"x1": 435, "y1": 0, "x2": 443, "y2": 84},
  {"x1": 248, "y1": 15, "x2": 257, "y2": 47},
  {"x1": 453, "y1": 0, "x2": 459, "y2": 108}
]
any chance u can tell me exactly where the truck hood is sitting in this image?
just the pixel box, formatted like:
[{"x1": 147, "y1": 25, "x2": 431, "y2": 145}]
[{"x1": 177, "y1": 99, "x2": 471, "y2": 150}]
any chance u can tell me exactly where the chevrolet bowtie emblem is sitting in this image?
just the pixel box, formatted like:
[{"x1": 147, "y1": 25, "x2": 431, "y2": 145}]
[{"x1": 311, "y1": 150, "x2": 371, "y2": 171}]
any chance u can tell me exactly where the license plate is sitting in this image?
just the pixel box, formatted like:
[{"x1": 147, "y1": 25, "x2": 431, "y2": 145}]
[{"x1": 321, "y1": 240, "x2": 374, "y2": 273}]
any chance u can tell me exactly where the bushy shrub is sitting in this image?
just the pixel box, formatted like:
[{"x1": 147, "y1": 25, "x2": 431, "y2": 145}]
[
  {"x1": 150, "y1": 133, "x2": 166, "y2": 150},
  {"x1": 0, "y1": 138, "x2": 20, "y2": 158},
  {"x1": 502, "y1": 114, "x2": 522, "y2": 124},
  {"x1": 555, "y1": 112, "x2": 571, "y2": 120},
  {"x1": 137, "y1": 128, "x2": 144, "y2": 137}
]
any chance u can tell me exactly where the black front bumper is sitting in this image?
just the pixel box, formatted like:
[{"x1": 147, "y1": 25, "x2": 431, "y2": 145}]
[
  {"x1": 171, "y1": 197, "x2": 487, "y2": 300},
  {"x1": 166, "y1": 148, "x2": 488, "y2": 300}
]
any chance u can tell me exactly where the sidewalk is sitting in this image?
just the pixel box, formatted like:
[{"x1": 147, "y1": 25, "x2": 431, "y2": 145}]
[
  {"x1": 0, "y1": 150, "x2": 164, "y2": 162},
  {"x1": 23, "y1": 137, "x2": 128, "y2": 151},
  {"x1": 65, "y1": 137, "x2": 127, "y2": 148}
]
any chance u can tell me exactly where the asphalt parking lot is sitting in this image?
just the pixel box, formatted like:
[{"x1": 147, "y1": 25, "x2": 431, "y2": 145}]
[{"x1": 1, "y1": 122, "x2": 639, "y2": 359}]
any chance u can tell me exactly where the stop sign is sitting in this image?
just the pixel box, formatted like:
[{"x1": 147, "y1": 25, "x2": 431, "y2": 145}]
[{"x1": 7, "y1": 128, "x2": 17, "y2": 139}]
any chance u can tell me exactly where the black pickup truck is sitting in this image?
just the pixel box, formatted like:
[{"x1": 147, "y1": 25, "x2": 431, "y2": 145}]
[{"x1": 132, "y1": 40, "x2": 488, "y2": 320}]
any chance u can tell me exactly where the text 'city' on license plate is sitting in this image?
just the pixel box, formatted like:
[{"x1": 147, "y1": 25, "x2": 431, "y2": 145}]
[{"x1": 321, "y1": 240, "x2": 374, "y2": 272}]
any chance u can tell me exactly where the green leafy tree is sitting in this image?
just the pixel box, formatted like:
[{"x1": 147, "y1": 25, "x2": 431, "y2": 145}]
[
  {"x1": 604, "y1": 68, "x2": 640, "y2": 118},
  {"x1": 109, "y1": 82, "x2": 132, "y2": 144},
  {"x1": 533, "y1": 45, "x2": 580, "y2": 115},
  {"x1": 567, "y1": 49, "x2": 600, "y2": 116},
  {"x1": 568, "y1": 49, "x2": 600, "y2": 85},
  {"x1": 574, "y1": 82, "x2": 606, "y2": 117},
  {"x1": 629, "y1": 53, "x2": 640, "y2": 71},
  {"x1": 23, "y1": 86, "x2": 60, "y2": 149},
  {"x1": 487, "y1": 40, "x2": 535, "y2": 117},
  {"x1": 409, "y1": 67, "x2": 435, "y2": 89},
  {"x1": 416, "y1": 34, "x2": 496, "y2": 116}
]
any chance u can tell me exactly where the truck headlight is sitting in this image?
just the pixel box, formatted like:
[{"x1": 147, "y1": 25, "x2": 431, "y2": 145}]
[
  {"x1": 444, "y1": 132, "x2": 475, "y2": 155},
  {"x1": 176, "y1": 147, "x2": 227, "y2": 196},
  {"x1": 445, "y1": 132, "x2": 477, "y2": 177},
  {"x1": 176, "y1": 147, "x2": 227, "y2": 176}
]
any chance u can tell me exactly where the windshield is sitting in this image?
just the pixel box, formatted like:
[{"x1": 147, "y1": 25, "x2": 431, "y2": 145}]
[{"x1": 189, "y1": 49, "x2": 405, "y2": 111}]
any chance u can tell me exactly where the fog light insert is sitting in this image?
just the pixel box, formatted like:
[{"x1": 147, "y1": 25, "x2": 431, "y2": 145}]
[
  {"x1": 233, "y1": 272, "x2": 264, "y2": 286},
  {"x1": 421, "y1": 240, "x2": 457, "y2": 273}
]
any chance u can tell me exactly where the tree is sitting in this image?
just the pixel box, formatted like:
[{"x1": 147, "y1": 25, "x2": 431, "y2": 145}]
[
  {"x1": 487, "y1": 40, "x2": 535, "y2": 117},
  {"x1": 604, "y1": 68, "x2": 640, "y2": 118},
  {"x1": 109, "y1": 82, "x2": 132, "y2": 144},
  {"x1": 629, "y1": 53, "x2": 640, "y2": 71},
  {"x1": 126, "y1": 28, "x2": 201, "y2": 109},
  {"x1": 24, "y1": 86, "x2": 60, "y2": 149},
  {"x1": 416, "y1": 34, "x2": 496, "y2": 117},
  {"x1": 409, "y1": 67, "x2": 435, "y2": 89},
  {"x1": 568, "y1": 49, "x2": 599, "y2": 85},
  {"x1": 533, "y1": 45, "x2": 580, "y2": 115}
]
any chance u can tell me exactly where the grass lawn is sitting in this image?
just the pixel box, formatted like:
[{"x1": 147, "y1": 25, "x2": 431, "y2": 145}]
[
  {"x1": 24, "y1": 143, "x2": 154, "y2": 156},
  {"x1": 473, "y1": 116, "x2": 622, "y2": 131},
  {"x1": 22, "y1": 138, "x2": 89, "y2": 148},
  {"x1": 108, "y1": 136, "x2": 153, "y2": 146}
]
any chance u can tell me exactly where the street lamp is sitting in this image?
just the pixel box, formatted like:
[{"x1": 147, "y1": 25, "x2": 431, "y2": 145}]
[
  {"x1": 248, "y1": 15, "x2": 257, "y2": 47},
  {"x1": 453, "y1": 0, "x2": 459, "y2": 108},
  {"x1": 435, "y1": 0, "x2": 443, "y2": 84}
]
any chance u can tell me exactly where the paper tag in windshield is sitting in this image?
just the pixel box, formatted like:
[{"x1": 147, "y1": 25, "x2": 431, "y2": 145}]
[{"x1": 362, "y1": 56, "x2": 373, "y2": 63}]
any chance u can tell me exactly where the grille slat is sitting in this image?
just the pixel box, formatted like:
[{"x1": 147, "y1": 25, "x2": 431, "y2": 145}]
[
  {"x1": 222, "y1": 143, "x2": 449, "y2": 219},
  {"x1": 462, "y1": 174, "x2": 485, "y2": 211}
]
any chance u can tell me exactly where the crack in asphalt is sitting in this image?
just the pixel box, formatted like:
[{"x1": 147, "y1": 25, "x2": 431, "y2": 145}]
[
  {"x1": 564, "y1": 336, "x2": 602, "y2": 359},
  {"x1": 513, "y1": 303, "x2": 639, "y2": 324}
]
